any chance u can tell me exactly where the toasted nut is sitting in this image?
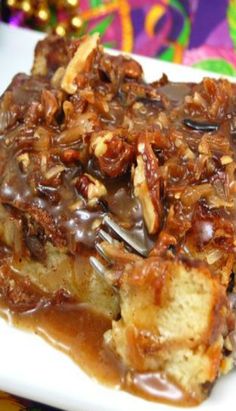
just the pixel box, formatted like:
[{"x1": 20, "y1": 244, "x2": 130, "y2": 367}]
[
  {"x1": 158, "y1": 112, "x2": 169, "y2": 128},
  {"x1": 45, "y1": 165, "x2": 65, "y2": 179},
  {"x1": 86, "y1": 174, "x2": 107, "y2": 201},
  {"x1": 220, "y1": 155, "x2": 233, "y2": 165},
  {"x1": 122, "y1": 56, "x2": 143, "y2": 79},
  {"x1": 61, "y1": 33, "x2": 100, "y2": 94},
  {"x1": 51, "y1": 67, "x2": 65, "y2": 88},
  {"x1": 133, "y1": 155, "x2": 159, "y2": 234},
  {"x1": 63, "y1": 100, "x2": 74, "y2": 119},
  {"x1": 184, "y1": 147, "x2": 195, "y2": 160},
  {"x1": 32, "y1": 54, "x2": 47, "y2": 77},
  {"x1": 33, "y1": 126, "x2": 51, "y2": 151},
  {"x1": 90, "y1": 131, "x2": 113, "y2": 157},
  {"x1": 17, "y1": 153, "x2": 30, "y2": 171},
  {"x1": 181, "y1": 184, "x2": 212, "y2": 207},
  {"x1": 40, "y1": 154, "x2": 47, "y2": 173},
  {"x1": 41, "y1": 90, "x2": 58, "y2": 125},
  {"x1": 198, "y1": 137, "x2": 210, "y2": 155},
  {"x1": 206, "y1": 249, "x2": 223, "y2": 265},
  {"x1": 75, "y1": 173, "x2": 107, "y2": 206},
  {"x1": 193, "y1": 91, "x2": 207, "y2": 108},
  {"x1": 61, "y1": 149, "x2": 82, "y2": 163}
]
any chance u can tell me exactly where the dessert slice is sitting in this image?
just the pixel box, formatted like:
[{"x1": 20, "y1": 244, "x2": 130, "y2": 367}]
[
  {"x1": 0, "y1": 33, "x2": 236, "y2": 406},
  {"x1": 103, "y1": 243, "x2": 233, "y2": 404}
]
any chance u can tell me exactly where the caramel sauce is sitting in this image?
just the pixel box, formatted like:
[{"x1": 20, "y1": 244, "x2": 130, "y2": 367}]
[
  {"x1": 126, "y1": 372, "x2": 189, "y2": 406},
  {"x1": 0, "y1": 302, "x2": 121, "y2": 385},
  {"x1": 0, "y1": 300, "x2": 194, "y2": 407}
]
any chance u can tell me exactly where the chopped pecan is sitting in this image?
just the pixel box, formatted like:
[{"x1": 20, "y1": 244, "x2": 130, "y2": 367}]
[
  {"x1": 120, "y1": 56, "x2": 143, "y2": 79},
  {"x1": 99, "y1": 54, "x2": 143, "y2": 86},
  {"x1": 60, "y1": 149, "x2": 82, "y2": 164},
  {"x1": 133, "y1": 156, "x2": 158, "y2": 234},
  {"x1": 57, "y1": 111, "x2": 98, "y2": 145},
  {"x1": 133, "y1": 137, "x2": 163, "y2": 234},
  {"x1": 75, "y1": 173, "x2": 107, "y2": 207},
  {"x1": 41, "y1": 90, "x2": 59, "y2": 125},
  {"x1": 184, "y1": 78, "x2": 232, "y2": 120},
  {"x1": 32, "y1": 35, "x2": 70, "y2": 77},
  {"x1": 90, "y1": 131, "x2": 113, "y2": 157},
  {"x1": 17, "y1": 152, "x2": 30, "y2": 172},
  {"x1": 61, "y1": 33, "x2": 100, "y2": 94},
  {"x1": 45, "y1": 165, "x2": 65, "y2": 180},
  {"x1": 0, "y1": 91, "x2": 20, "y2": 133},
  {"x1": 33, "y1": 126, "x2": 52, "y2": 152},
  {"x1": 198, "y1": 131, "x2": 232, "y2": 157},
  {"x1": 90, "y1": 131, "x2": 135, "y2": 177},
  {"x1": 51, "y1": 67, "x2": 65, "y2": 88}
]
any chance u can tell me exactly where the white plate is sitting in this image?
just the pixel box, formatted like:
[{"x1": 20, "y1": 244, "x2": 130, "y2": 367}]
[{"x1": 0, "y1": 23, "x2": 235, "y2": 411}]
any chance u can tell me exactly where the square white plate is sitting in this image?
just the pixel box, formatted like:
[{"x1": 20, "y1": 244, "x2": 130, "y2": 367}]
[{"x1": 0, "y1": 22, "x2": 235, "y2": 411}]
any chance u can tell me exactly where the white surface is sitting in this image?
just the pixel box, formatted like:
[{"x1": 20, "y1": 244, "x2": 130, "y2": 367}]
[{"x1": 0, "y1": 22, "x2": 235, "y2": 411}]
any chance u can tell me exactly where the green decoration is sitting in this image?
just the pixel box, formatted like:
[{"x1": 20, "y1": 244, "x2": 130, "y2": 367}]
[
  {"x1": 170, "y1": 0, "x2": 187, "y2": 15},
  {"x1": 90, "y1": 0, "x2": 102, "y2": 8},
  {"x1": 178, "y1": 18, "x2": 191, "y2": 47},
  {"x1": 90, "y1": 14, "x2": 114, "y2": 36},
  {"x1": 170, "y1": 0, "x2": 191, "y2": 47},
  {"x1": 49, "y1": 7, "x2": 57, "y2": 28},
  {"x1": 159, "y1": 45, "x2": 175, "y2": 62},
  {"x1": 227, "y1": 0, "x2": 236, "y2": 49},
  {"x1": 103, "y1": 41, "x2": 117, "y2": 48},
  {"x1": 193, "y1": 58, "x2": 236, "y2": 76}
]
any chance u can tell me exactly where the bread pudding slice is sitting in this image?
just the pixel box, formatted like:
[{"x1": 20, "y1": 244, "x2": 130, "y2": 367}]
[
  {"x1": 101, "y1": 243, "x2": 234, "y2": 403},
  {"x1": 0, "y1": 33, "x2": 236, "y2": 406}
]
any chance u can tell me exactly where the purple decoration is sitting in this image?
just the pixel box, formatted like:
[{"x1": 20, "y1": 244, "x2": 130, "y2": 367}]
[
  {"x1": 131, "y1": 8, "x2": 145, "y2": 37},
  {"x1": 167, "y1": 5, "x2": 185, "y2": 42},
  {"x1": 189, "y1": 0, "x2": 229, "y2": 48},
  {"x1": 9, "y1": 11, "x2": 25, "y2": 27},
  {"x1": 206, "y1": 20, "x2": 233, "y2": 48}
]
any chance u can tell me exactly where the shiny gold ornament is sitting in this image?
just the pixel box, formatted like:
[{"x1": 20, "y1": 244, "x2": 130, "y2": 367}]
[
  {"x1": 55, "y1": 23, "x2": 67, "y2": 36},
  {"x1": 7, "y1": 0, "x2": 17, "y2": 7},
  {"x1": 71, "y1": 15, "x2": 83, "y2": 29},
  {"x1": 65, "y1": 0, "x2": 78, "y2": 8},
  {"x1": 21, "y1": 0, "x2": 32, "y2": 14},
  {"x1": 7, "y1": 0, "x2": 83, "y2": 37},
  {"x1": 37, "y1": 8, "x2": 50, "y2": 22}
]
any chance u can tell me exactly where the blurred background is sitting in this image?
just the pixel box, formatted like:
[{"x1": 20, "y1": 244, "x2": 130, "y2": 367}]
[{"x1": 1, "y1": 0, "x2": 236, "y2": 76}]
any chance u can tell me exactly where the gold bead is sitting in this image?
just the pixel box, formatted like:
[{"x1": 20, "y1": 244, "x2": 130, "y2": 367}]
[
  {"x1": 55, "y1": 24, "x2": 67, "y2": 36},
  {"x1": 7, "y1": 0, "x2": 16, "y2": 7},
  {"x1": 71, "y1": 16, "x2": 83, "y2": 29},
  {"x1": 66, "y1": 0, "x2": 78, "y2": 7},
  {"x1": 37, "y1": 8, "x2": 49, "y2": 21},
  {"x1": 21, "y1": 0, "x2": 31, "y2": 13}
]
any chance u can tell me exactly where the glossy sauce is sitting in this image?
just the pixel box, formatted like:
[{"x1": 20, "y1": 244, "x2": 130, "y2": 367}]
[
  {"x1": 0, "y1": 72, "x2": 228, "y2": 408},
  {"x1": 0, "y1": 301, "x2": 193, "y2": 407}
]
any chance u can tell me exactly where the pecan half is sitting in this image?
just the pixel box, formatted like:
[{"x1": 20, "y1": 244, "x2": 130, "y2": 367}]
[
  {"x1": 133, "y1": 138, "x2": 163, "y2": 234},
  {"x1": 75, "y1": 173, "x2": 107, "y2": 207},
  {"x1": 61, "y1": 33, "x2": 100, "y2": 94}
]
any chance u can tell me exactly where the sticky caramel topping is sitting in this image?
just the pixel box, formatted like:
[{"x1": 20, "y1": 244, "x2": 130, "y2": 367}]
[{"x1": 0, "y1": 34, "x2": 236, "y2": 406}]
